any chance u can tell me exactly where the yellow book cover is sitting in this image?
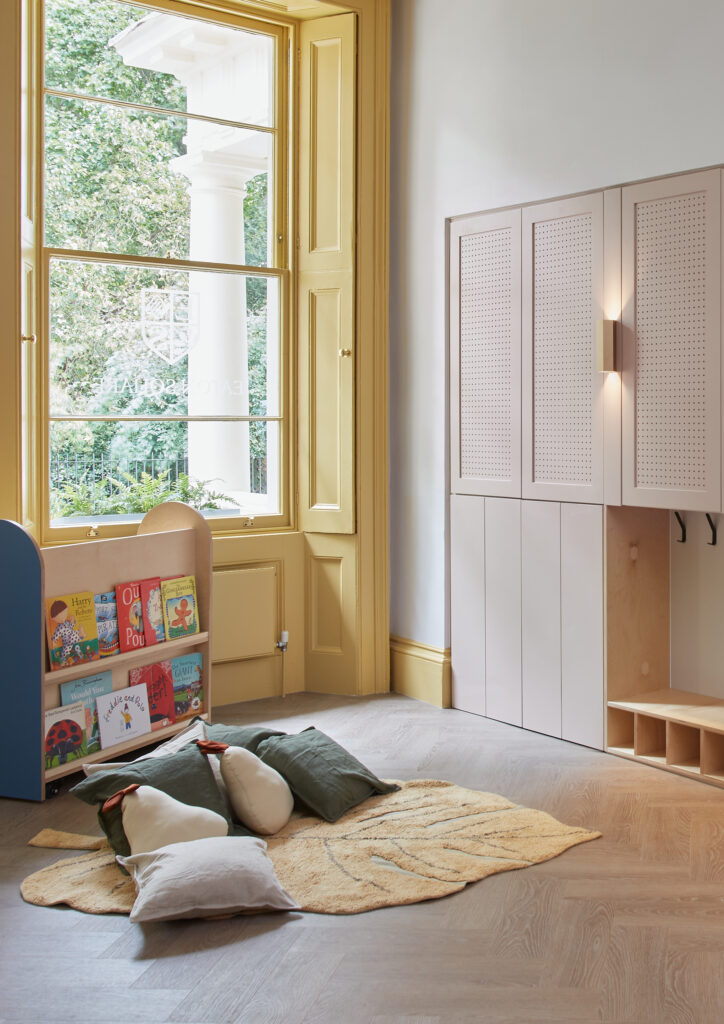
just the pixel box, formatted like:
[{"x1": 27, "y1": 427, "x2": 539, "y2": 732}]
[
  {"x1": 45, "y1": 591, "x2": 100, "y2": 671},
  {"x1": 160, "y1": 575, "x2": 199, "y2": 641}
]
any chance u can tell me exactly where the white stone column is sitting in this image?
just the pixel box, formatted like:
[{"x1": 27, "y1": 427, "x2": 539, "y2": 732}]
[
  {"x1": 111, "y1": 13, "x2": 275, "y2": 510},
  {"x1": 177, "y1": 153, "x2": 251, "y2": 496}
]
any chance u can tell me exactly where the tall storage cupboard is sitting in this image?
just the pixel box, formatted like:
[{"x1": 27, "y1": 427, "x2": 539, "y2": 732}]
[
  {"x1": 449, "y1": 189, "x2": 610, "y2": 749},
  {"x1": 450, "y1": 164, "x2": 724, "y2": 787}
]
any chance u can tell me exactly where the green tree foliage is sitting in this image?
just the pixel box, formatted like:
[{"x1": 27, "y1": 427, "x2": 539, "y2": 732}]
[
  {"x1": 50, "y1": 470, "x2": 233, "y2": 519},
  {"x1": 45, "y1": 0, "x2": 270, "y2": 517}
]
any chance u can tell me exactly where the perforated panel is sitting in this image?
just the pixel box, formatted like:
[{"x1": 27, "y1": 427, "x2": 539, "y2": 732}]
[
  {"x1": 532, "y1": 214, "x2": 593, "y2": 485},
  {"x1": 459, "y1": 228, "x2": 513, "y2": 481},
  {"x1": 635, "y1": 192, "x2": 708, "y2": 490}
]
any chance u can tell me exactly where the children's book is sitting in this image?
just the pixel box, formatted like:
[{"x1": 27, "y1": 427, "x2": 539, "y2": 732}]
[
  {"x1": 139, "y1": 577, "x2": 165, "y2": 646},
  {"x1": 129, "y1": 659, "x2": 175, "y2": 730},
  {"x1": 170, "y1": 652, "x2": 203, "y2": 720},
  {"x1": 45, "y1": 592, "x2": 100, "y2": 671},
  {"x1": 161, "y1": 575, "x2": 199, "y2": 641},
  {"x1": 60, "y1": 670, "x2": 113, "y2": 755},
  {"x1": 94, "y1": 591, "x2": 117, "y2": 621},
  {"x1": 94, "y1": 591, "x2": 120, "y2": 658},
  {"x1": 44, "y1": 701, "x2": 87, "y2": 769},
  {"x1": 115, "y1": 580, "x2": 145, "y2": 653},
  {"x1": 96, "y1": 617, "x2": 120, "y2": 659},
  {"x1": 96, "y1": 684, "x2": 151, "y2": 750}
]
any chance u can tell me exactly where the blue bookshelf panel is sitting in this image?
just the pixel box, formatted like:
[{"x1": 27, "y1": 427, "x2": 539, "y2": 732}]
[{"x1": 1, "y1": 520, "x2": 44, "y2": 800}]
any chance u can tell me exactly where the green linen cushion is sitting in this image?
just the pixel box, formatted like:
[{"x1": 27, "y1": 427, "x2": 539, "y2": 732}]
[
  {"x1": 256, "y1": 727, "x2": 399, "y2": 822},
  {"x1": 200, "y1": 719, "x2": 286, "y2": 755},
  {"x1": 70, "y1": 743, "x2": 246, "y2": 856}
]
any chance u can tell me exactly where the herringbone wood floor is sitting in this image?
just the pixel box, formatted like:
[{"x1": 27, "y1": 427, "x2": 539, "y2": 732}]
[{"x1": 3, "y1": 692, "x2": 724, "y2": 1023}]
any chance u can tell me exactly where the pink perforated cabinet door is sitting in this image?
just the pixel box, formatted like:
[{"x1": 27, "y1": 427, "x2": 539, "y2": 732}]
[
  {"x1": 450, "y1": 209, "x2": 521, "y2": 497},
  {"x1": 522, "y1": 193, "x2": 605, "y2": 503},
  {"x1": 621, "y1": 170, "x2": 721, "y2": 511}
]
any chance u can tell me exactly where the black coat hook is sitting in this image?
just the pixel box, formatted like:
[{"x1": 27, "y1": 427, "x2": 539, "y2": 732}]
[
  {"x1": 674, "y1": 510, "x2": 686, "y2": 543},
  {"x1": 706, "y1": 513, "x2": 717, "y2": 546}
]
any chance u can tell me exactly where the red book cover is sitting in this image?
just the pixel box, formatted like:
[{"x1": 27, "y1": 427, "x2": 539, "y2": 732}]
[
  {"x1": 129, "y1": 659, "x2": 175, "y2": 730},
  {"x1": 139, "y1": 577, "x2": 164, "y2": 646},
  {"x1": 115, "y1": 580, "x2": 145, "y2": 653}
]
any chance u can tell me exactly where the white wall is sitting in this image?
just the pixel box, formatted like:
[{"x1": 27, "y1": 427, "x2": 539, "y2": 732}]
[{"x1": 389, "y1": 0, "x2": 724, "y2": 649}]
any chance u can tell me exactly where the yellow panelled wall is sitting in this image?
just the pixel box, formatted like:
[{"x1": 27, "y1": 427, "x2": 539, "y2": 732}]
[
  {"x1": 1, "y1": 0, "x2": 391, "y2": 705},
  {"x1": 0, "y1": 1, "x2": 22, "y2": 524}
]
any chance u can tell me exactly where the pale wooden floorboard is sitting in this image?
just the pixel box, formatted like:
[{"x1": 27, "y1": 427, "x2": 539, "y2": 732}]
[{"x1": 3, "y1": 692, "x2": 724, "y2": 1022}]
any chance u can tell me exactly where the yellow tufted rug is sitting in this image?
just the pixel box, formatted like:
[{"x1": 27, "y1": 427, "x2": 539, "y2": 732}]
[{"x1": 21, "y1": 779, "x2": 600, "y2": 916}]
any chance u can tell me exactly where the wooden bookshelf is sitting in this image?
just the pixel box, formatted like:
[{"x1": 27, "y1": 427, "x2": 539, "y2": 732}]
[{"x1": 1, "y1": 502, "x2": 212, "y2": 800}]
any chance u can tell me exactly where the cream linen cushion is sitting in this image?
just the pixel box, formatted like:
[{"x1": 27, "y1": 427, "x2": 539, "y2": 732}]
[
  {"x1": 117, "y1": 836, "x2": 300, "y2": 922},
  {"x1": 122, "y1": 784, "x2": 228, "y2": 855},
  {"x1": 219, "y1": 747, "x2": 294, "y2": 834}
]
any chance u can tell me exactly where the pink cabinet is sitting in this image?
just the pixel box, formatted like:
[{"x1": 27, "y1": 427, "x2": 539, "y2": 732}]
[{"x1": 621, "y1": 169, "x2": 721, "y2": 511}]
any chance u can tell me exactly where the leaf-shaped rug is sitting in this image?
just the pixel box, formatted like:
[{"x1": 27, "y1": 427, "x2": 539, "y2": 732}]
[{"x1": 21, "y1": 780, "x2": 600, "y2": 915}]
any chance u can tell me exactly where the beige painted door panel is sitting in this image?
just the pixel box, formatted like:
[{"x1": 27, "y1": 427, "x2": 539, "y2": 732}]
[
  {"x1": 305, "y1": 531, "x2": 358, "y2": 694},
  {"x1": 298, "y1": 274, "x2": 355, "y2": 529},
  {"x1": 212, "y1": 565, "x2": 278, "y2": 663},
  {"x1": 211, "y1": 531, "x2": 305, "y2": 706},
  {"x1": 298, "y1": 14, "x2": 356, "y2": 534}
]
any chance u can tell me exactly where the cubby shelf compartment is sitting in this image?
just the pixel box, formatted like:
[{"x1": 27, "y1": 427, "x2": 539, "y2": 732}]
[
  {"x1": 701, "y1": 732, "x2": 724, "y2": 781},
  {"x1": 607, "y1": 689, "x2": 724, "y2": 788},
  {"x1": 606, "y1": 707, "x2": 634, "y2": 758},
  {"x1": 634, "y1": 713, "x2": 666, "y2": 763},
  {"x1": 667, "y1": 722, "x2": 701, "y2": 774}
]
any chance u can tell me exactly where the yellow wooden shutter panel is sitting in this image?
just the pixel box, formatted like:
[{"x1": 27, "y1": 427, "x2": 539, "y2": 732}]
[{"x1": 298, "y1": 13, "x2": 356, "y2": 534}]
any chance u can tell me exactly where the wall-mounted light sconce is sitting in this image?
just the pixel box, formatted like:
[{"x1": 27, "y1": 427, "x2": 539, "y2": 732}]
[{"x1": 596, "y1": 319, "x2": 617, "y2": 373}]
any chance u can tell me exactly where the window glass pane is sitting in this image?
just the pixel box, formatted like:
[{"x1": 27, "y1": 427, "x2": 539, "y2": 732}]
[
  {"x1": 45, "y1": 95, "x2": 272, "y2": 265},
  {"x1": 49, "y1": 259, "x2": 280, "y2": 419},
  {"x1": 49, "y1": 419, "x2": 279, "y2": 524},
  {"x1": 45, "y1": 0, "x2": 274, "y2": 128}
]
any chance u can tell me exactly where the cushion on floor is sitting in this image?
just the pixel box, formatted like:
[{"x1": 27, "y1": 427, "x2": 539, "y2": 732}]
[
  {"x1": 197, "y1": 741, "x2": 294, "y2": 834},
  {"x1": 200, "y1": 719, "x2": 286, "y2": 755},
  {"x1": 117, "y1": 835, "x2": 300, "y2": 922},
  {"x1": 256, "y1": 726, "x2": 399, "y2": 822},
  {"x1": 119, "y1": 784, "x2": 228, "y2": 855},
  {"x1": 71, "y1": 743, "x2": 243, "y2": 857}
]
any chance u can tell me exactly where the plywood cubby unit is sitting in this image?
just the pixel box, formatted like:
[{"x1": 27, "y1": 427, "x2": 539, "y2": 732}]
[
  {"x1": 605, "y1": 505, "x2": 724, "y2": 788},
  {"x1": 1, "y1": 502, "x2": 212, "y2": 801}
]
